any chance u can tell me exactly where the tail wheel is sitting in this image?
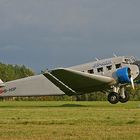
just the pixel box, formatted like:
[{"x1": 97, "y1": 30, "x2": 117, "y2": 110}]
[
  {"x1": 119, "y1": 92, "x2": 130, "y2": 103},
  {"x1": 108, "y1": 92, "x2": 119, "y2": 104}
]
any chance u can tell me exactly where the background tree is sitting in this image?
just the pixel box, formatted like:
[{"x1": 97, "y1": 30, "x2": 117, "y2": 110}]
[{"x1": 0, "y1": 63, "x2": 34, "y2": 82}]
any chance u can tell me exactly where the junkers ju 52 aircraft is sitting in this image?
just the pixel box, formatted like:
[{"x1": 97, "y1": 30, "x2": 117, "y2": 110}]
[{"x1": 0, "y1": 55, "x2": 140, "y2": 104}]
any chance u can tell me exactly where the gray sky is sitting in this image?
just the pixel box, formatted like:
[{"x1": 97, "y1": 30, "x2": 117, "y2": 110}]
[{"x1": 0, "y1": 0, "x2": 140, "y2": 72}]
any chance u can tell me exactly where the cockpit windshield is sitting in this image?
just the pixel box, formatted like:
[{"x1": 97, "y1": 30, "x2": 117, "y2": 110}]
[{"x1": 124, "y1": 56, "x2": 137, "y2": 64}]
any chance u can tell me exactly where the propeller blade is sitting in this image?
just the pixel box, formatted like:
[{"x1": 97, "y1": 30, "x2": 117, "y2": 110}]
[{"x1": 130, "y1": 77, "x2": 135, "y2": 89}]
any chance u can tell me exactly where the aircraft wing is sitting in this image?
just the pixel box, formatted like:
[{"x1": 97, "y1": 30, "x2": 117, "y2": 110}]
[{"x1": 44, "y1": 68, "x2": 116, "y2": 95}]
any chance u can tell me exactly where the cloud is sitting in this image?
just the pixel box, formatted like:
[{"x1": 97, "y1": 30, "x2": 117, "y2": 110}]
[
  {"x1": 0, "y1": 45, "x2": 23, "y2": 51},
  {"x1": 0, "y1": 0, "x2": 140, "y2": 71}
]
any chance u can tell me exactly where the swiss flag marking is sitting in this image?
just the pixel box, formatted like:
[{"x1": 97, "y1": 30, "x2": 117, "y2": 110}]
[{"x1": 0, "y1": 88, "x2": 4, "y2": 94}]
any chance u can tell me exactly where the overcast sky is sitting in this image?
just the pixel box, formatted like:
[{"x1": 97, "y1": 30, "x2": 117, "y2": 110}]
[{"x1": 0, "y1": 0, "x2": 140, "y2": 72}]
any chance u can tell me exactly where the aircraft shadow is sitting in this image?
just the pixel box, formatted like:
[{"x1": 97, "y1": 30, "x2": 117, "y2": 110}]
[{"x1": 0, "y1": 103, "x2": 87, "y2": 108}]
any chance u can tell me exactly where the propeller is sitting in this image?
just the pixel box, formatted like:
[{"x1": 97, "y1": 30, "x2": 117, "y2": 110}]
[
  {"x1": 128, "y1": 68, "x2": 135, "y2": 89},
  {"x1": 130, "y1": 77, "x2": 135, "y2": 89}
]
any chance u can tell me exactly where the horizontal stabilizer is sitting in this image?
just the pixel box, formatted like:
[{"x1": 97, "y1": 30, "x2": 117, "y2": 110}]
[{"x1": 0, "y1": 75, "x2": 65, "y2": 97}]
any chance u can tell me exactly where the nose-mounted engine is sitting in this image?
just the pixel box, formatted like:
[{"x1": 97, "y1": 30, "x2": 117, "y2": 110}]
[{"x1": 116, "y1": 67, "x2": 131, "y2": 84}]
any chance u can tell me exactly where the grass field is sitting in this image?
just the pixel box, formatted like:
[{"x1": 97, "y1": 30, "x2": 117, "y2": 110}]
[{"x1": 0, "y1": 101, "x2": 140, "y2": 140}]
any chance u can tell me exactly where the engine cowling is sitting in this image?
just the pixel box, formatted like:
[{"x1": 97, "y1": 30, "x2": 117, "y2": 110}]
[{"x1": 116, "y1": 67, "x2": 131, "y2": 84}]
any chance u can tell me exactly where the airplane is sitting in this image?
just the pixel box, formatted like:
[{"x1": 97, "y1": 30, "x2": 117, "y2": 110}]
[{"x1": 0, "y1": 55, "x2": 140, "y2": 104}]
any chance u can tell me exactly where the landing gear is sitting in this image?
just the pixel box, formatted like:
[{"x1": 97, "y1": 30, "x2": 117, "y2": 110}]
[
  {"x1": 108, "y1": 92, "x2": 120, "y2": 104},
  {"x1": 119, "y1": 92, "x2": 130, "y2": 103},
  {"x1": 108, "y1": 86, "x2": 130, "y2": 104}
]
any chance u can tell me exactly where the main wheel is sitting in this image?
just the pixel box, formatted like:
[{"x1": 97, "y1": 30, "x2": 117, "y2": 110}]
[
  {"x1": 108, "y1": 92, "x2": 120, "y2": 104},
  {"x1": 119, "y1": 92, "x2": 130, "y2": 103}
]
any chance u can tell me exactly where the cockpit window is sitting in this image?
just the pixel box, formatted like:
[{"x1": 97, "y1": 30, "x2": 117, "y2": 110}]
[
  {"x1": 124, "y1": 59, "x2": 130, "y2": 64},
  {"x1": 124, "y1": 56, "x2": 137, "y2": 64}
]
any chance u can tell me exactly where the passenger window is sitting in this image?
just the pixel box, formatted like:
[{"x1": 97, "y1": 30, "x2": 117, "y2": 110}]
[
  {"x1": 97, "y1": 67, "x2": 103, "y2": 72},
  {"x1": 115, "y1": 63, "x2": 121, "y2": 69},
  {"x1": 106, "y1": 65, "x2": 112, "y2": 70},
  {"x1": 87, "y1": 69, "x2": 94, "y2": 74}
]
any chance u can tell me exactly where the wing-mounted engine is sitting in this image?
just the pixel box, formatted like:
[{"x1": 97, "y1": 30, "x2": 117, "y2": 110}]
[{"x1": 116, "y1": 67, "x2": 131, "y2": 84}]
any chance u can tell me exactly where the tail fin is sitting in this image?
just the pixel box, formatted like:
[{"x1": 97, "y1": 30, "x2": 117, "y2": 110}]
[{"x1": 0, "y1": 79, "x2": 5, "y2": 87}]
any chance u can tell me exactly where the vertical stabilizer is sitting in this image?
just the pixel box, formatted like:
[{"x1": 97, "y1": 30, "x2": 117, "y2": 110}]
[{"x1": 0, "y1": 79, "x2": 5, "y2": 87}]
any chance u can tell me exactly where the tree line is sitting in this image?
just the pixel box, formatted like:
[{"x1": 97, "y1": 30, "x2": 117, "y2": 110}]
[
  {"x1": 0, "y1": 62, "x2": 140, "y2": 101},
  {"x1": 0, "y1": 62, "x2": 34, "y2": 82}
]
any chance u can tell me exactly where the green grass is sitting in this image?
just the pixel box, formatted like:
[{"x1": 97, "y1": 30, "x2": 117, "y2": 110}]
[{"x1": 0, "y1": 101, "x2": 140, "y2": 140}]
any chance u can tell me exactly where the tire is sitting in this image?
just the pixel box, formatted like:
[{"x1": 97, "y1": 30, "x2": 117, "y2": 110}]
[
  {"x1": 119, "y1": 92, "x2": 130, "y2": 103},
  {"x1": 108, "y1": 92, "x2": 119, "y2": 104}
]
